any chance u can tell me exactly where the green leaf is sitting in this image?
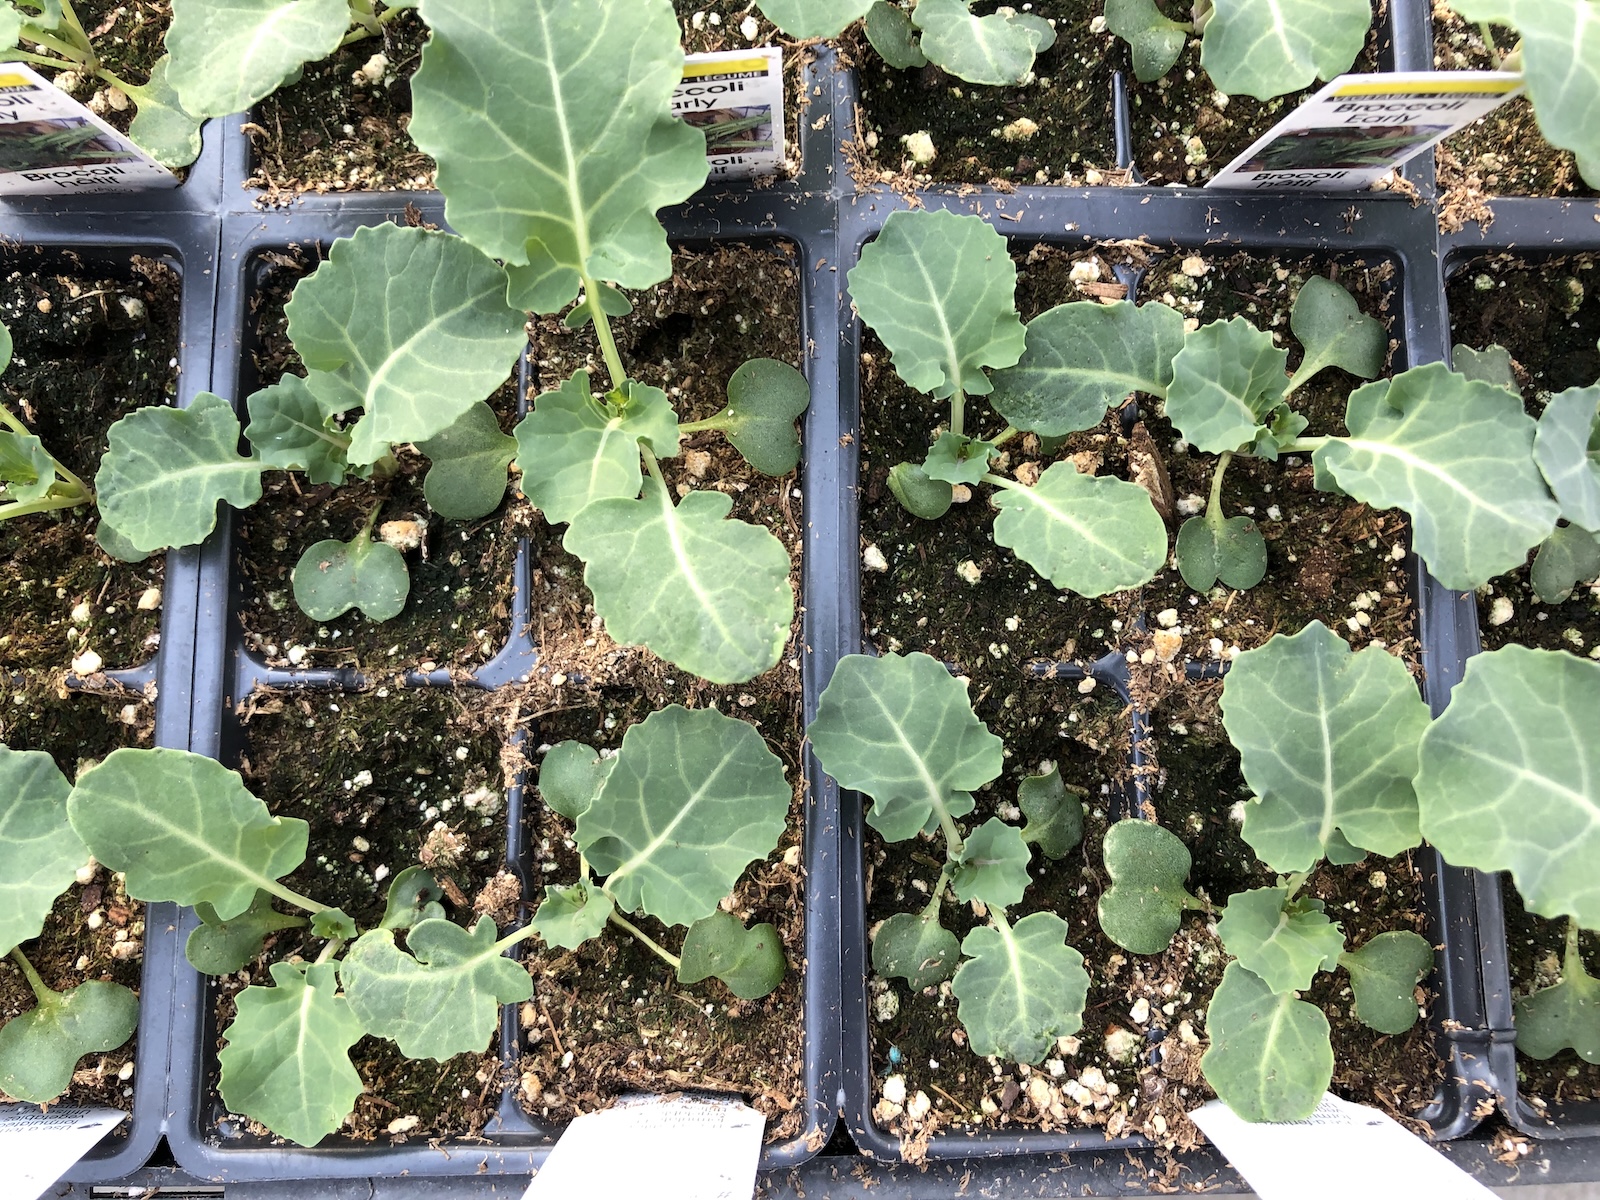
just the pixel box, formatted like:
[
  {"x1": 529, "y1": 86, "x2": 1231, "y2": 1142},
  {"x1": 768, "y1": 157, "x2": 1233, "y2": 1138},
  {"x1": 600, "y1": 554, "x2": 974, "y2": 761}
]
[
  {"x1": 1199, "y1": 0, "x2": 1371, "y2": 101},
  {"x1": 1105, "y1": 0, "x2": 1189, "y2": 81},
  {"x1": 1339, "y1": 930, "x2": 1431, "y2": 1035},
  {"x1": 1290, "y1": 276, "x2": 1386, "y2": 386},
  {"x1": 924, "y1": 430, "x2": 997, "y2": 485},
  {"x1": 989, "y1": 301, "x2": 1186, "y2": 438},
  {"x1": 848, "y1": 209, "x2": 1026, "y2": 401},
  {"x1": 808, "y1": 652, "x2": 1002, "y2": 843},
  {"x1": 417, "y1": 401, "x2": 517, "y2": 521},
  {"x1": 578, "y1": 705, "x2": 790, "y2": 928},
  {"x1": 218, "y1": 961, "x2": 364, "y2": 1147},
  {"x1": 96, "y1": 393, "x2": 264, "y2": 554},
  {"x1": 1515, "y1": 937, "x2": 1600, "y2": 1063},
  {"x1": 886, "y1": 460, "x2": 953, "y2": 520},
  {"x1": 756, "y1": 0, "x2": 874, "y2": 38},
  {"x1": 1201, "y1": 961, "x2": 1334, "y2": 1123},
  {"x1": 125, "y1": 56, "x2": 204, "y2": 169},
  {"x1": 563, "y1": 282, "x2": 633, "y2": 330},
  {"x1": 1417, "y1": 645, "x2": 1600, "y2": 928},
  {"x1": 0, "y1": 431, "x2": 55, "y2": 505},
  {"x1": 341, "y1": 916, "x2": 532, "y2": 1059},
  {"x1": 379, "y1": 867, "x2": 446, "y2": 931},
  {"x1": 1532, "y1": 524, "x2": 1600, "y2": 604},
  {"x1": 912, "y1": 0, "x2": 1049, "y2": 86},
  {"x1": 563, "y1": 479, "x2": 793, "y2": 684},
  {"x1": 186, "y1": 891, "x2": 306, "y2": 975},
  {"x1": 1217, "y1": 887, "x2": 1345, "y2": 994},
  {"x1": 950, "y1": 817, "x2": 1031, "y2": 909},
  {"x1": 0, "y1": 747, "x2": 83, "y2": 958},
  {"x1": 1219, "y1": 621, "x2": 1429, "y2": 872},
  {"x1": 94, "y1": 520, "x2": 153, "y2": 565},
  {"x1": 311, "y1": 908, "x2": 356, "y2": 940},
  {"x1": 1019, "y1": 766, "x2": 1083, "y2": 859},
  {"x1": 532, "y1": 881, "x2": 614, "y2": 950},
  {"x1": 67, "y1": 746, "x2": 309, "y2": 922},
  {"x1": 864, "y1": 0, "x2": 928, "y2": 68},
  {"x1": 410, "y1": 0, "x2": 708, "y2": 312},
  {"x1": 538, "y1": 741, "x2": 614, "y2": 822},
  {"x1": 1166, "y1": 318, "x2": 1289, "y2": 455},
  {"x1": 1452, "y1": 343, "x2": 1519, "y2": 391},
  {"x1": 1534, "y1": 384, "x2": 1600, "y2": 531},
  {"x1": 0, "y1": 318, "x2": 11, "y2": 371},
  {"x1": 292, "y1": 530, "x2": 409, "y2": 622},
  {"x1": 991, "y1": 462, "x2": 1168, "y2": 597},
  {"x1": 1176, "y1": 512, "x2": 1268, "y2": 592},
  {"x1": 676, "y1": 910, "x2": 785, "y2": 999},
  {"x1": 612, "y1": 380, "x2": 681, "y2": 459},
  {"x1": 285, "y1": 224, "x2": 527, "y2": 466},
  {"x1": 716, "y1": 358, "x2": 810, "y2": 477},
  {"x1": 166, "y1": 0, "x2": 350, "y2": 118},
  {"x1": 514, "y1": 371, "x2": 644, "y2": 526},
  {"x1": 1315, "y1": 364, "x2": 1560, "y2": 590},
  {"x1": 952, "y1": 913, "x2": 1088, "y2": 1062},
  {"x1": 244, "y1": 375, "x2": 349, "y2": 486},
  {"x1": 1097, "y1": 819, "x2": 1193, "y2": 955},
  {"x1": 872, "y1": 909, "x2": 960, "y2": 990},
  {"x1": 0, "y1": 7, "x2": 21, "y2": 48},
  {"x1": 0, "y1": 979, "x2": 137, "y2": 1104}
]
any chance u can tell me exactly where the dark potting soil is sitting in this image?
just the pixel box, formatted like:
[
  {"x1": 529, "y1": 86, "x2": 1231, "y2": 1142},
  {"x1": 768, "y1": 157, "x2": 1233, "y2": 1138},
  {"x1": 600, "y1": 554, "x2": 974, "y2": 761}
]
[
  {"x1": 219, "y1": 685, "x2": 514, "y2": 1142},
  {"x1": 1447, "y1": 254, "x2": 1600, "y2": 657},
  {"x1": 29, "y1": 0, "x2": 170, "y2": 140},
  {"x1": 1501, "y1": 878, "x2": 1600, "y2": 1110},
  {"x1": 0, "y1": 255, "x2": 176, "y2": 673},
  {"x1": 232, "y1": 243, "x2": 520, "y2": 675},
  {"x1": 847, "y1": 0, "x2": 1121, "y2": 188}
]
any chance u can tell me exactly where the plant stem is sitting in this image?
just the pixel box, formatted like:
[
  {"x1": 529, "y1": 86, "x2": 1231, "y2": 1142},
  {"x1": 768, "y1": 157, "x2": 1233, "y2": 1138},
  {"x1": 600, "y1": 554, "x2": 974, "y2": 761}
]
[
  {"x1": 991, "y1": 425, "x2": 1021, "y2": 448},
  {"x1": 314, "y1": 937, "x2": 346, "y2": 965},
  {"x1": 24, "y1": 29, "x2": 92, "y2": 65},
  {"x1": 11, "y1": 46, "x2": 82, "y2": 71},
  {"x1": 0, "y1": 491, "x2": 91, "y2": 520},
  {"x1": 935, "y1": 799, "x2": 964, "y2": 860},
  {"x1": 7, "y1": 947, "x2": 54, "y2": 1007},
  {"x1": 262, "y1": 878, "x2": 340, "y2": 917},
  {"x1": 582, "y1": 274, "x2": 629, "y2": 391},
  {"x1": 1278, "y1": 436, "x2": 1331, "y2": 455},
  {"x1": 677, "y1": 411, "x2": 732, "y2": 435},
  {"x1": 57, "y1": 0, "x2": 95, "y2": 55},
  {"x1": 1563, "y1": 919, "x2": 1586, "y2": 978},
  {"x1": 1478, "y1": 21, "x2": 1504, "y2": 69},
  {"x1": 608, "y1": 909, "x2": 682, "y2": 970},
  {"x1": 357, "y1": 498, "x2": 386, "y2": 541},
  {"x1": 950, "y1": 390, "x2": 967, "y2": 439},
  {"x1": 642, "y1": 444, "x2": 667, "y2": 489},
  {"x1": 1205, "y1": 451, "x2": 1232, "y2": 521},
  {"x1": 920, "y1": 865, "x2": 952, "y2": 916},
  {"x1": 981, "y1": 471, "x2": 1022, "y2": 493}
]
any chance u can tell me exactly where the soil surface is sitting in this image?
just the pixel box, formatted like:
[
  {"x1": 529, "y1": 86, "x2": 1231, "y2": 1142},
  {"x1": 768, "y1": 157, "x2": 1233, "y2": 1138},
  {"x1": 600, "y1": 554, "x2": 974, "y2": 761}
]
[
  {"x1": 28, "y1": 0, "x2": 170, "y2": 140},
  {"x1": 1501, "y1": 879, "x2": 1600, "y2": 1110},
  {"x1": 0, "y1": 254, "x2": 176, "y2": 673},
  {"x1": 232, "y1": 242, "x2": 520, "y2": 675}
]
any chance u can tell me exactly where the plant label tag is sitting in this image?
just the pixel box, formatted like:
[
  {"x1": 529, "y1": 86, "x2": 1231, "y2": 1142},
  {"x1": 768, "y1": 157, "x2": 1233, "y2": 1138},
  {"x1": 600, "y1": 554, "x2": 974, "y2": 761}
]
[
  {"x1": 0, "y1": 1105, "x2": 125, "y2": 1200},
  {"x1": 1190, "y1": 1093, "x2": 1498, "y2": 1200},
  {"x1": 676, "y1": 49, "x2": 786, "y2": 181},
  {"x1": 521, "y1": 1093, "x2": 764, "y2": 1200},
  {"x1": 0, "y1": 63, "x2": 178, "y2": 196},
  {"x1": 1207, "y1": 71, "x2": 1523, "y2": 192}
]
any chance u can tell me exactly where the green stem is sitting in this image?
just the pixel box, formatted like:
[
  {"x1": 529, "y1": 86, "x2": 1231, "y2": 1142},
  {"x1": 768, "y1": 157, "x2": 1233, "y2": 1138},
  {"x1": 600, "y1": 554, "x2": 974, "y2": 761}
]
[
  {"x1": 1278, "y1": 436, "x2": 1332, "y2": 456},
  {"x1": 935, "y1": 801, "x2": 964, "y2": 860},
  {"x1": 357, "y1": 498, "x2": 386, "y2": 541},
  {"x1": 581, "y1": 274, "x2": 629, "y2": 391},
  {"x1": 314, "y1": 937, "x2": 346, "y2": 965},
  {"x1": 678, "y1": 411, "x2": 733, "y2": 435},
  {"x1": 262, "y1": 878, "x2": 340, "y2": 917},
  {"x1": 642, "y1": 444, "x2": 667, "y2": 490},
  {"x1": 9, "y1": 47, "x2": 82, "y2": 72},
  {"x1": 608, "y1": 909, "x2": 682, "y2": 970},
  {"x1": 920, "y1": 866, "x2": 952, "y2": 916},
  {"x1": 981, "y1": 471, "x2": 1021, "y2": 493},
  {"x1": 990, "y1": 425, "x2": 1021, "y2": 448},
  {"x1": 951, "y1": 390, "x2": 967, "y2": 439},
  {"x1": 1, "y1": 490, "x2": 92, "y2": 521},
  {"x1": 1477, "y1": 21, "x2": 1504, "y2": 69},
  {"x1": 57, "y1": 0, "x2": 95, "y2": 54},
  {"x1": 8, "y1": 947, "x2": 54, "y2": 1007},
  {"x1": 24, "y1": 29, "x2": 92, "y2": 65},
  {"x1": 1205, "y1": 451, "x2": 1232, "y2": 522},
  {"x1": 1563, "y1": 919, "x2": 1586, "y2": 978}
]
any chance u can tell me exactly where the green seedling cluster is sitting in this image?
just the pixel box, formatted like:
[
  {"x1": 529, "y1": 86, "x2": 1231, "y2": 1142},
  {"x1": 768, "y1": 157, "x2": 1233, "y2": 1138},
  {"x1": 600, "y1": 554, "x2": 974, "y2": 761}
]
[{"x1": 0, "y1": 319, "x2": 98, "y2": 527}]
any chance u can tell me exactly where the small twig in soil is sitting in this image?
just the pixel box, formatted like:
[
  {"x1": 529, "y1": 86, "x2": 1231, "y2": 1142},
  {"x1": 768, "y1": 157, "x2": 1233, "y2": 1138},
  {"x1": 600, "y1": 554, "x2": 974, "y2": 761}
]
[{"x1": 538, "y1": 995, "x2": 565, "y2": 1058}]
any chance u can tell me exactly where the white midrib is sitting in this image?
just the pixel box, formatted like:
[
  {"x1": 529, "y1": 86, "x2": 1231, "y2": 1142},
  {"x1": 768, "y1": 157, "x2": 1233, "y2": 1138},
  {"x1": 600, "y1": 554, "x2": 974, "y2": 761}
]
[
  {"x1": 1315, "y1": 654, "x2": 1337, "y2": 852},
  {"x1": 1337, "y1": 436, "x2": 1497, "y2": 516},
  {"x1": 864, "y1": 687, "x2": 948, "y2": 823},
  {"x1": 606, "y1": 748, "x2": 738, "y2": 884},
  {"x1": 294, "y1": 971, "x2": 318, "y2": 1107},
  {"x1": 362, "y1": 290, "x2": 495, "y2": 413},
  {"x1": 905, "y1": 241, "x2": 964, "y2": 398},
  {"x1": 654, "y1": 483, "x2": 740, "y2": 657},
  {"x1": 120, "y1": 800, "x2": 284, "y2": 903},
  {"x1": 536, "y1": 3, "x2": 594, "y2": 271},
  {"x1": 1258, "y1": 996, "x2": 1293, "y2": 1113},
  {"x1": 999, "y1": 920, "x2": 1031, "y2": 1038},
  {"x1": 1008, "y1": 479, "x2": 1137, "y2": 567},
  {"x1": 586, "y1": 419, "x2": 628, "y2": 502}
]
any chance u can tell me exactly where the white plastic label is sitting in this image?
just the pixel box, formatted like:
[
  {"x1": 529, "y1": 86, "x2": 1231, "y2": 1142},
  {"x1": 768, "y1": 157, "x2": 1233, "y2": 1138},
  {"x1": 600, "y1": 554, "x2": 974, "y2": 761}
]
[
  {"x1": 522, "y1": 1093, "x2": 765, "y2": 1200},
  {"x1": 1190, "y1": 1093, "x2": 1498, "y2": 1200},
  {"x1": 676, "y1": 49, "x2": 786, "y2": 181},
  {"x1": 0, "y1": 1105, "x2": 125, "y2": 1200},
  {"x1": 1207, "y1": 71, "x2": 1523, "y2": 192},
  {"x1": 0, "y1": 63, "x2": 178, "y2": 195}
]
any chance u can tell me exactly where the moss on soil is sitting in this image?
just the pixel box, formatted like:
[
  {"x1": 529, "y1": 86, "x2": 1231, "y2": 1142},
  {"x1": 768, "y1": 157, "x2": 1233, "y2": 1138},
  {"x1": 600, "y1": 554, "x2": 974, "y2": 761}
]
[{"x1": 1502, "y1": 879, "x2": 1600, "y2": 1109}]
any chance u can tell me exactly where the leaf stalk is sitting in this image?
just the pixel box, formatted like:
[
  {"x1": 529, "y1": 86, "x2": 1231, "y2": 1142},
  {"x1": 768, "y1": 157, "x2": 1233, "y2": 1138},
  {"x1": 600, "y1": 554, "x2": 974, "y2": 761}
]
[
  {"x1": 581, "y1": 274, "x2": 630, "y2": 391},
  {"x1": 8, "y1": 947, "x2": 56, "y2": 1007},
  {"x1": 607, "y1": 908, "x2": 682, "y2": 970}
]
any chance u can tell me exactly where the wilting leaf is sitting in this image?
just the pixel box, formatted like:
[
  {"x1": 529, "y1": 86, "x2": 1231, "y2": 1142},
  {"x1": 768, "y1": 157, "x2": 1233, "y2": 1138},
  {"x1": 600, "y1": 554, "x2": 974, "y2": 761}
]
[
  {"x1": 1452, "y1": 343, "x2": 1518, "y2": 391},
  {"x1": 1019, "y1": 766, "x2": 1083, "y2": 859},
  {"x1": 538, "y1": 741, "x2": 615, "y2": 822},
  {"x1": 1532, "y1": 524, "x2": 1600, "y2": 604},
  {"x1": 186, "y1": 891, "x2": 306, "y2": 975},
  {"x1": 379, "y1": 867, "x2": 446, "y2": 931},
  {"x1": 872, "y1": 909, "x2": 960, "y2": 990},
  {"x1": 949, "y1": 817, "x2": 1032, "y2": 910},
  {"x1": 923, "y1": 431, "x2": 997, "y2": 486},
  {"x1": 1533, "y1": 384, "x2": 1600, "y2": 531},
  {"x1": 532, "y1": 881, "x2": 614, "y2": 950},
  {"x1": 887, "y1": 460, "x2": 954, "y2": 520}
]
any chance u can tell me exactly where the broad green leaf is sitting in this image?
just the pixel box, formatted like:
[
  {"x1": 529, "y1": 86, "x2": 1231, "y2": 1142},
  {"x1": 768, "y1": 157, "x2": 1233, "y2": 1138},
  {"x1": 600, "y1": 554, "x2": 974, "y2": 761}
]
[
  {"x1": 1200, "y1": 0, "x2": 1371, "y2": 101},
  {"x1": 989, "y1": 301, "x2": 1186, "y2": 437},
  {"x1": 410, "y1": 0, "x2": 708, "y2": 312},
  {"x1": 0, "y1": 979, "x2": 137, "y2": 1104},
  {"x1": 95, "y1": 520, "x2": 153, "y2": 565},
  {"x1": 990, "y1": 462, "x2": 1168, "y2": 597},
  {"x1": 1217, "y1": 887, "x2": 1345, "y2": 994},
  {"x1": 864, "y1": 0, "x2": 928, "y2": 68},
  {"x1": 1515, "y1": 935, "x2": 1600, "y2": 1063},
  {"x1": 563, "y1": 479, "x2": 793, "y2": 684},
  {"x1": 285, "y1": 224, "x2": 527, "y2": 466},
  {"x1": 1097, "y1": 819, "x2": 1193, "y2": 955},
  {"x1": 950, "y1": 817, "x2": 1031, "y2": 909},
  {"x1": 1452, "y1": 343, "x2": 1518, "y2": 391},
  {"x1": 912, "y1": 0, "x2": 1048, "y2": 86},
  {"x1": 10, "y1": 1, "x2": 63, "y2": 30},
  {"x1": 1290, "y1": 276, "x2": 1386, "y2": 386},
  {"x1": 124, "y1": 56, "x2": 204, "y2": 169},
  {"x1": 612, "y1": 380, "x2": 681, "y2": 459},
  {"x1": 1534, "y1": 385, "x2": 1600, "y2": 531},
  {"x1": 1008, "y1": 11, "x2": 1057, "y2": 51},
  {"x1": 244, "y1": 375, "x2": 349, "y2": 486},
  {"x1": 1532, "y1": 524, "x2": 1600, "y2": 604},
  {"x1": 96, "y1": 393, "x2": 265, "y2": 554},
  {"x1": 538, "y1": 741, "x2": 614, "y2": 822},
  {"x1": 1417, "y1": 645, "x2": 1600, "y2": 928},
  {"x1": 1175, "y1": 511, "x2": 1268, "y2": 591},
  {"x1": 924, "y1": 430, "x2": 997, "y2": 485},
  {"x1": 1105, "y1": 0, "x2": 1189, "y2": 81},
  {"x1": 379, "y1": 867, "x2": 446, "y2": 931},
  {"x1": 186, "y1": 891, "x2": 306, "y2": 975},
  {"x1": 757, "y1": 0, "x2": 874, "y2": 38},
  {"x1": 676, "y1": 910, "x2": 785, "y2": 999},
  {"x1": 578, "y1": 706, "x2": 789, "y2": 928},
  {"x1": 1219, "y1": 621, "x2": 1429, "y2": 872},
  {"x1": 0, "y1": 7, "x2": 20, "y2": 48},
  {"x1": 872, "y1": 909, "x2": 960, "y2": 990},
  {"x1": 717, "y1": 358, "x2": 810, "y2": 477},
  {"x1": 0, "y1": 432, "x2": 55, "y2": 505},
  {"x1": 1166, "y1": 318, "x2": 1289, "y2": 455},
  {"x1": 1019, "y1": 766, "x2": 1083, "y2": 859},
  {"x1": 532, "y1": 881, "x2": 614, "y2": 950},
  {"x1": 514, "y1": 371, "x2": 644, "y2": 526},
  {"x1": 166, "y1": 0, "x2": 349, "y2": 118},
  {"x1": 886, "y1": 460, "x2": 953, "y2": 520},
  {"x1": 952, "y1": 913, "x2": 1088, "y2": 1063},
  {"x1": 341, "y1": 917, "x2": 532, "y2": 1060},
  {"x1": 0, "y1": 747, "x2": 84, "y2": 958},
  {"x1": 418, "y1": 401, "x2": 517, "y2": 521},
  {"x1": 68, "y1": 747, "x2": 308, "y2": 922},
  {"x1": 218, "y1": 961, "x2": 363, "y2": 1147},
  {"x1": 1315, "y1": 364, "x2": 1559, "y2": 590},
  {"x1": 848, "y1": 209, "x2": 1025, "y2": 401},
  {"x1": 1339, "y1": 930, "x2": 1431, "y2": 1035},
  {"x1": 291, "y1": 531, "x2": 409, "y2": 622},
  {"x1": 808, "y1": 652, "x2": 1002, "y2": 843},
  {"x1": 1201, "y1": 961, "x2": 1334, "y2": 1123}
]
